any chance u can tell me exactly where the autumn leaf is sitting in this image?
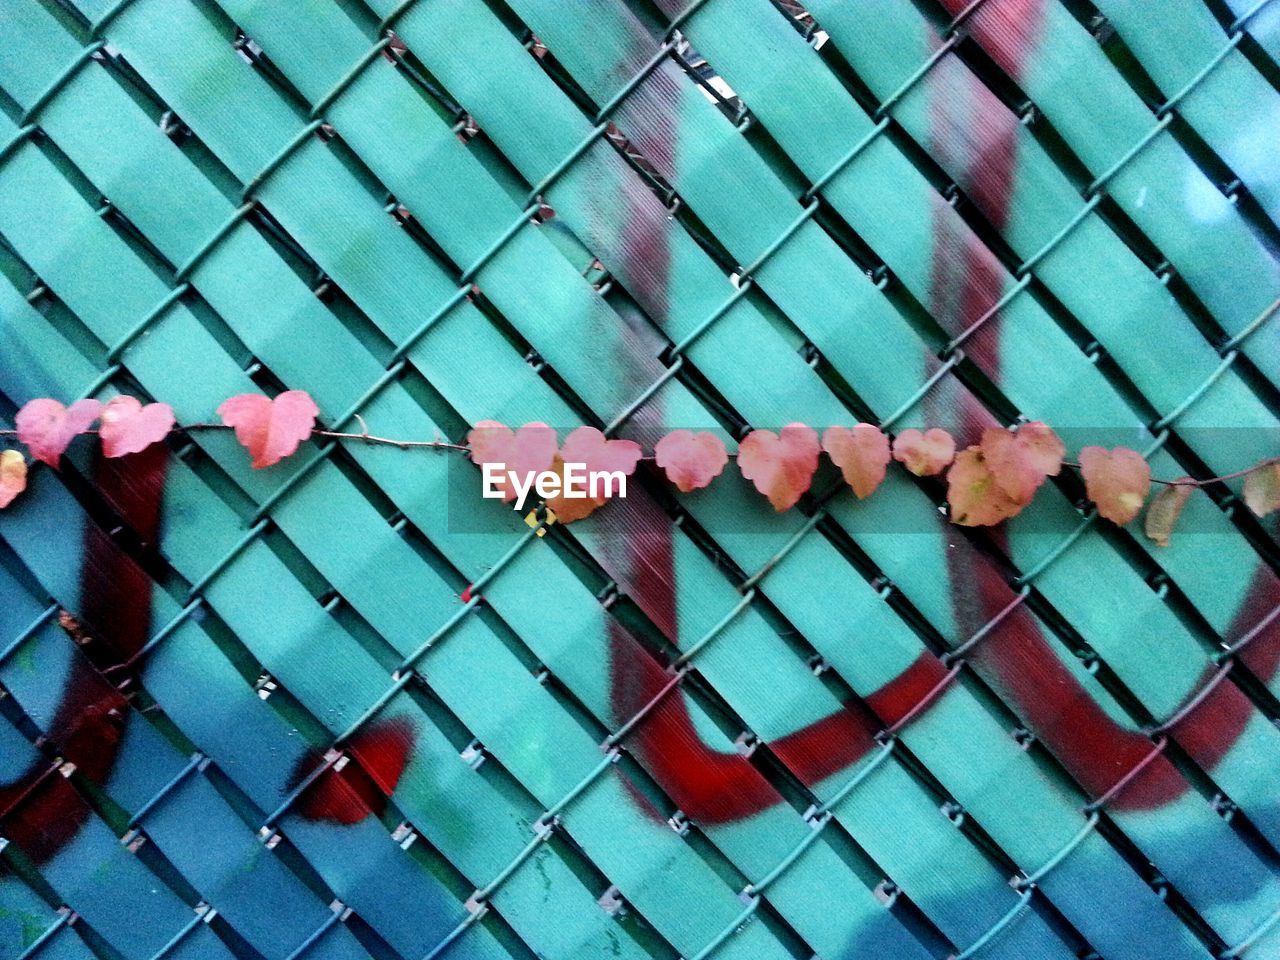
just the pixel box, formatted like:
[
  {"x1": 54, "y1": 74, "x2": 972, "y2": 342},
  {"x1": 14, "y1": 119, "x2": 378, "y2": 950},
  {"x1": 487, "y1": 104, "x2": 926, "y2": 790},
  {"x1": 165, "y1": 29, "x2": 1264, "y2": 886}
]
[
  {"x1": 100, "y1": 396, "x2": 175, "y2": 458},
  {"x1": 217, "y1": 390, "x2": 319, "y2": 469},
  {"x1": 0, "y1": 451, "x2": 27, "y2": 508},
  {"x1": 1079, "y1": 446, "x2": 1150, "y2": 525},
  {"x1": 654, "y1": 430, "x2": 728, "y2": 492},
  {"x1": 15, "y1": 398, "x2": 102, "y2": 468},
  {"x1": 737, "y1": 424, "x2": 820, "y2": 511},
  {"x1": 466, "y1": 420, "x2": 558, "y2": 502},
  {"x1": 946, "y1": 446, "x2": 1028, "y2": 526},
  {"x1": 822, "y1": 424, "x2": 890, "y2": 499},
  {"x1": 547, "y1": 427, "x2": 642, "y2": 523},
  {"x1": 892, "y1": 427, "x2": 955, "y2": 477},
  {"x1": 1243, "y1": 462, "x2": 1280, "y2": 517},
  {"x1": 1144, "y1": 481, "x2": 1193, "y2": 547},
  {"x1": 981, "y1": 421, "x2": 1064, "y2": 503}
]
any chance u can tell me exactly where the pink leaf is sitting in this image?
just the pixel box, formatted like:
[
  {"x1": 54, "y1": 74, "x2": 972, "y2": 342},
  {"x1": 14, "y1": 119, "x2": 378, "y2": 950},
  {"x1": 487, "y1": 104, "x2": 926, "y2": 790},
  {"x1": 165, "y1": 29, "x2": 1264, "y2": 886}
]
[
  {"x1": 217, "y1": 390, "x2": 319, "y2": 469},
  {"x1": 16, "y1": 398, "x2": 102, "y2": 468},
  {"x1": 980, "y1": 421, "x2": 1064, "y2": 503},
  {"x1": 892, "y1": 428, "x2": 955, "y2": 477},
  {"x1": 946, "y1": 446, "x2": 1028, "y2": 526},
  {"x1": 100, "y1": 396, "x2": 175, "y2": 459},
  {"x1": 822, "y1": 424, "x2": 890, "y2": 499},
  {"x1": 737, "y1": 424, "x2": 820, "y2": 512},
  {"x1": 466, "y1": 420, "x2": 558, "y2": 502},
  {"x1": 1079, "y1": 446, "x2": 1151, "y2": 525},
  {"x1": 547, "y1": 427, "x2": 642, "y2": 523},
  {"x1": 0, "y1": 450, "x2": 27, "y2": 509},
  {"x1": 654, "y1": 430, "x2": 728, "y2": 492}
]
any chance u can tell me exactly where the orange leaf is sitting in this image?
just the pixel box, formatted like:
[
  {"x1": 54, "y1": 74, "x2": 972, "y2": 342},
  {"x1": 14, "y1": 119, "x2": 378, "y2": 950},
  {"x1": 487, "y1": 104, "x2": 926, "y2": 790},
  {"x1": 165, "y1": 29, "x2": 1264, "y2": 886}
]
[
  {"x1": 217, "y1": 390, "x2": 319, "y2": 469},
  {"x1": 980, "y1": 421, "x2": 1064, "y2": 503},
  {"x1": 0, "y1": 451, "x2": 28, "y2": 509},
  {"x1": 946, "y1": 446, "x2": 1028, "y2": 526},
  {"x1": 654, "y1": 430, "x2": 728, "y2": 492},
  {"x1": 1144, "y1": 482, "x2": 1193, "y2": 547},
  {"x1": 737, "y1": 424, "x2": 820, "y2": 511},
  {"x1": 100, "y1": 396, "x2": 175, "y2": 458},
  {"x1": 892, "y1": 427, "x2": 955, "y2": 477},
  {"x1": 1079, "y1": 446, "x2": 1150, "y2": 525},
  {"x1": 822, "y1": 424, "x2": 890, "y2": 499},
  {"x1": 1243, "y1": 462, "x2": 1280, "y2": 518},
  {"x1": 547, "y1": 427, "x2": 642, "y2": 524},
  {"x1": 466, "y1": 421, "x2": 557, "y2": 502},
  {"x1": 15, "y1": 398, "x2": 101, "y2": 468}
]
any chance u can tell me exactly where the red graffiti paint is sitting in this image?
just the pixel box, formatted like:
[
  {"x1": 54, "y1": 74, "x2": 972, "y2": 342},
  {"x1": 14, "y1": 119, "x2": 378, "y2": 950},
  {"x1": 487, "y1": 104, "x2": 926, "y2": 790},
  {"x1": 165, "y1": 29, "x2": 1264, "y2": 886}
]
[{"x1": 292, "y1": 718, "x2": 416, "y2": 826}]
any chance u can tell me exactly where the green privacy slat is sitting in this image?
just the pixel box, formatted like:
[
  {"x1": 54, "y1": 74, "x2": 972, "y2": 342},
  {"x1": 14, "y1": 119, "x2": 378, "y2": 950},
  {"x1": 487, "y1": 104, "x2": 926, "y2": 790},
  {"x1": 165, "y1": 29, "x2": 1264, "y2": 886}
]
[
  {"x1": 649, "y1": 0, "x2": 1280, "y2": 714},
  {"x1": 476, "y1": 0, "x2": 1280, "y2": 936},
  {"x1": 801, "y1": 0, "x2": 1280, "y2": 699},
  {"x1": 1, "y1": 0, "x2": 1278, "y2": 958},
  {"x1": 5, "y1": 7, "x2": 1064, "y2": 960},
  {"x1": 938, "y1": 0, "x2": 1280, "y2": 388},
  {"x1": 1091, "y1": 0, "x2": 1280, "y2": 228}
]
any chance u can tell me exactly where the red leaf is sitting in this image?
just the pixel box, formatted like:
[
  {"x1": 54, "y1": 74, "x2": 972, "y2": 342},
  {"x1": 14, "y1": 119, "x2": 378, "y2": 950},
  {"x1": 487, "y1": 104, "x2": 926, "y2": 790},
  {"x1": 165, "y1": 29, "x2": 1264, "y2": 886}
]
[
  {"x1": 822, "y1": 424, "x2": 890, "y2": 499},
  {"x1": 946, "y1": 446, "x2": 1028, "y2": 526},
  {"x1": 980, "y1": 421, "x2": 1064, "y2": 503},
  {"x1": 892, "y1": 427, "x2": 955, "y2": 477},
  {"x1": 737, "y1": 424, "x2": 820, "y2": 512},
  {"x1": 654, "y1": 430, "x2": 728, "y2": 492},
  {"x1": 100, "y1": 397, "x2": 175, "y2": 459},
  {"x1": 1079, "y1": 446, "x2": 1151, "y2": 525},
  {"x1": 0, "y1": 450, "x2": 27, "y2": 509},
  {"x1": 217, "y1": 391, "x2": 319, "y2": 469},
  {"x1": 16, "y1": 398, "x2": 102, "y2": 468},
  {"x1": 1243, "y1": 462, "x2": 1280, "y2": 518},
  {"x1": 466, "y1": 420, "x2": 557, "y2": 502},
  {"x1": 1144, "y1": 482, "x2": 1194, "y2": 547},
  {"x1": 548, "y1": 427, "x2": 642, "y2": 524}
]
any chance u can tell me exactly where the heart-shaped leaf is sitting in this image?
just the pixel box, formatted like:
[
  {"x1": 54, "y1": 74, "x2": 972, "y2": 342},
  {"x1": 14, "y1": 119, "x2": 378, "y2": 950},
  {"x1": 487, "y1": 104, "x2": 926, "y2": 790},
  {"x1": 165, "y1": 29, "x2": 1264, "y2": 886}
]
[
  {"x1": 892, "y1": 427, "x2": 955, "y2": 477},
  {"x1": 0, "y1": 451, "x2": 28, "y2": 509},
  {"x1": 548, "y1": 427, "x2": 642, "y2": 523},
  {"x1": 1079, "y1": 446, "x2": 1150, "y2": 525},
  {"x1": 217, "y1": 390, "x2": 319, "y2": 469},
  {"x1": 981, "y1": 421, "x2": 1064, "y2": 503},
  {"x1": 1243, "y1": 462, "x2": 1280, "y2": 518},
  {"x1": 737, "y1": 424, "x2": 820, "y2": 511},
  {"x1": 654, "y1": 430, "x2": 728, "y2": 492},
  {"x1": 16, "y1": 398, "x2": 102, "y2": 467},
  {"x1": 100, "y1": 396, "x2": 175, "y2": 459},
  {"x1": 822, "y1": 424, "x2": 890, "y2": 499},
  {"x1": 466, "y1": 420, "x2": 558, "y2": 502},
  {"x1": 946, "y1": 446, "x2": 1028, "y2": 526},
  {"x1": 1144, "y1": 481, "x2": 1193, "y2": 547}
]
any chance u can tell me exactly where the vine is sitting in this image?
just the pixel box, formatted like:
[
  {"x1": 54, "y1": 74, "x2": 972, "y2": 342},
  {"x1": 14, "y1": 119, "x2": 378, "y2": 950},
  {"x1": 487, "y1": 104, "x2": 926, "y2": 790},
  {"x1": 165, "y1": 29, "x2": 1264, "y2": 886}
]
[{"x1": 2, "y1": 391, "x2": 1277, "y2": 547}]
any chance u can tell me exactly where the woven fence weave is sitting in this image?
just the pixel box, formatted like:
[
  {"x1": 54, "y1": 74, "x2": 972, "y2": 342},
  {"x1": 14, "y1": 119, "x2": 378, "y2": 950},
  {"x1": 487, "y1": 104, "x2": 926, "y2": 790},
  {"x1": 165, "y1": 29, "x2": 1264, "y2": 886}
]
[{"x1": 1, "y1": 0, "x2": 1279, "y2": 958}]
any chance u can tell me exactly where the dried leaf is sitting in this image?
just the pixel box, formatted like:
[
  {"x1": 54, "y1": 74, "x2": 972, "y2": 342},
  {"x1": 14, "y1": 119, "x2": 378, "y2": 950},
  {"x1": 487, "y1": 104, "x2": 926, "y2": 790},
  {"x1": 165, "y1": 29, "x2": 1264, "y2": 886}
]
[
  {"x1": 1144, "y1": 482, "x2": 1194, "y2": 547},
  {"x1": 0, "y1": 451, "x2": 28, "y2": 509},
  {"x1": 981, "y1": 421, "x2": 1064, "y2": 503},
  {"x1": 737, "y1": 424, "x2": 820, "y2": 512},
  {"x1": 547, "y1": 427, "x2": 642, "y2": 524},
  {"x1": 1079, "y1": 446, "x2": 1151, "y2": 525},
  {"x1": 822, "y1": 424, "x2": 890, "y2": 499},
  {"x1": 217, "y1": 390, "x2": 319, "y2": 469},
  {"x1": 946, "y1": 446, "x2": 1028, "y2": 526},
  {"x1": 100, "y1": 396, "x2": 175, "y2": 459},
  {"x1": 466, "y1": 420, "x2": 558, "y2": 502},
  {"x1": 1243, "y1": 462, "x2": 1280, "y2": 517},
  {"x1": 15, "y1": 398, "x2": 102, "y2": 468},
  {"x1": 654, "y1": 430, "x2": 728, "y2": 492},
  {"x1": 892, "y1": 427, "x2": 956, "y2": 477}
]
